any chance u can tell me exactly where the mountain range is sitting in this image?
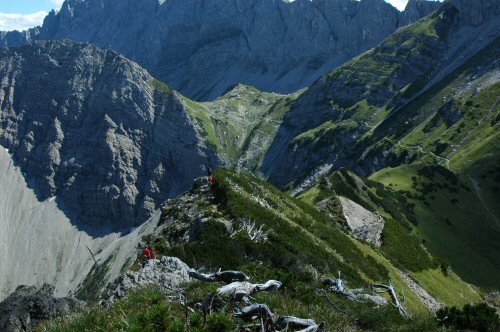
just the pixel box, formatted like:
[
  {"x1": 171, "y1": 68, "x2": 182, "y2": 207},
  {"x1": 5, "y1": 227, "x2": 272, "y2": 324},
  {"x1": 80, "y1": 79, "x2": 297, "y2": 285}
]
[
  {"x1": 0, "y1": 0, "x2": 499, "y2": 330},
  {"x1": 0, "y1": 0, "x2": 441, "y2": 100}
]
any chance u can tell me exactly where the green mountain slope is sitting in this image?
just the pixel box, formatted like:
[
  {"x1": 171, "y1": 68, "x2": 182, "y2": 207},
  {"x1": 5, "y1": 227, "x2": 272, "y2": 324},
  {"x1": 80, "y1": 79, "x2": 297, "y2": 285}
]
[
  {"x1": 371, "y1": 163, "x2": 500, "y2": 289},
  {"x1": 298, "y1": 167, "x2": 484, "y2": 305},
  {"x1": 300, "y1": 164, "x2": 499, "y2": 289},
  {"x1": 261, "y1": 1, "x2": 499, "y2": 188},
  {"x1": 37, "y1": 169, "x2": 482, "y2": 331},
  {"x1": 182, "y1": 85, "x2": 303, "y2": 172},
  {"x1": 251, "y1": 0, "x2": 500, "y2": 289}
]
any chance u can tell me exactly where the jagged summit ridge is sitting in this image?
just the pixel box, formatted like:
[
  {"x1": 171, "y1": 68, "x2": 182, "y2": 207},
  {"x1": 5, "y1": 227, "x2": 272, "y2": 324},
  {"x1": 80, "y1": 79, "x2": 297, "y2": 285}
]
[{"x1": 0, "y1": 0, "x2": 441, "y2": 100}]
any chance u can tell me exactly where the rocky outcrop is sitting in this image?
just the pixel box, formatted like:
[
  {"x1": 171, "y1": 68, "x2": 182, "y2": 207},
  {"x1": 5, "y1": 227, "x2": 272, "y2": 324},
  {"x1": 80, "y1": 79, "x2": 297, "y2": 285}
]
[
  {"x1": 338, "y1": 197, "x2": 385, "y2": 246},
  {"x1": 101, "y1": 257, "x2": 191, "y2": 306},
  {"x1": 0, "y1": 284, "x2": 83, "y2": 332},
  {"x1": 0, "y1": 0, "x2": 440, "y2": 100},
  {"x1": 0, "y1": 40, "x2": 219, "y2": 230}
]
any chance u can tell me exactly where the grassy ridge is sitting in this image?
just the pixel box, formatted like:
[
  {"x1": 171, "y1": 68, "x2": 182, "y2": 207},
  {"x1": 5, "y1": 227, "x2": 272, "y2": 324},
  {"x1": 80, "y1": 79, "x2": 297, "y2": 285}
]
[{"x1": 38, "y1": 169, "x2": 460, "y2": 331}]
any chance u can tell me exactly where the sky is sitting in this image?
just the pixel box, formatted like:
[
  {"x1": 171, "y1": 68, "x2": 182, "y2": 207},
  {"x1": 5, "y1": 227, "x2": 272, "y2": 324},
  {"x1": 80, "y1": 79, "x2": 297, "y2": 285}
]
[
  {"x1": 0, "y1": 0, "x2": 440, "y2": 32},
  {"x1": 0, "y1": 0, "x2": 63, "y2": 31}
]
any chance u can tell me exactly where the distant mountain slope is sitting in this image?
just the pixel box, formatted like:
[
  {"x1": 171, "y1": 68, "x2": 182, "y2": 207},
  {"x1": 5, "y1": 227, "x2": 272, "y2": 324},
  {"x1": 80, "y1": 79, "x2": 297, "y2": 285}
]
[
  {"x1": 259, "y1": 0, "x2": 499, "y2": 288},
  {"x1": 0, "y1": 146, "x2": 158, "y2": 301},
  {"x1": 189, "y1": 84, "x2": 304, "y2": 172},
  {"x1": 301, "y1": 166, "x2": 500, "y2": 288},
  {"x1": 0, "y1": 0, "x2": 440, "y2": 100},
  {"x1": 0, "y1": 40, "x2": 220, "y2": 230},
  {"x1": 262, "y1": 0, "x2": 499, "y2": 188}
]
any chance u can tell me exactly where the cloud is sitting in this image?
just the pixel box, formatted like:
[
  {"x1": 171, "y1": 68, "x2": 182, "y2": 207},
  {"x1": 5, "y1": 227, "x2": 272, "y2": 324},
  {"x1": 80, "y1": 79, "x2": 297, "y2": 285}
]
[
  {"x1": 51, "y1": 0, "x2": 65, "y2": 9},
  {"x1": 0, "y1": 11, "x2": 48, "y2": 32},
  {"x1": 384, "y1": 0, "x2": 408, "y2": 11}
]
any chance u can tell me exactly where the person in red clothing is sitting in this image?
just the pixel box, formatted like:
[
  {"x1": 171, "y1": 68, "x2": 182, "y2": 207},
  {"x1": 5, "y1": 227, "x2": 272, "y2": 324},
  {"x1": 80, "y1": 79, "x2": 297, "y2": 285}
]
[
  {"x1": 143, "y1": 245, "x2": 151, "y2": 259},
  {"x1": 142, "y1": 244, "x2": 151, "y2": 268}
]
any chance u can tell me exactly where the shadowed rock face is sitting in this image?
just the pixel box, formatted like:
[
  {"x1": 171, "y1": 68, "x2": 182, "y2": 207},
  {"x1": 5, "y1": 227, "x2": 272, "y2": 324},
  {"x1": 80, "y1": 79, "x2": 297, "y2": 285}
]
[
  {"x1": 0, "y1": 40, "x2": 219, "y2": 230},
  {"x1": 0, "y1": 0, "x2": 440, "y2": 101},
  {"x1": 0, "y1": 284, "x2": 83, "y2": 332}
]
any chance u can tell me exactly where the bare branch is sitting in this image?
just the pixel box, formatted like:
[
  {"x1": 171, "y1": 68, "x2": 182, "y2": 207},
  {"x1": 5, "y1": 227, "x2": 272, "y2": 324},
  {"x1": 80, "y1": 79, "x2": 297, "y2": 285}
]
[{"x1": 188, "y1": 269, "x2": 249, "y2": 284}]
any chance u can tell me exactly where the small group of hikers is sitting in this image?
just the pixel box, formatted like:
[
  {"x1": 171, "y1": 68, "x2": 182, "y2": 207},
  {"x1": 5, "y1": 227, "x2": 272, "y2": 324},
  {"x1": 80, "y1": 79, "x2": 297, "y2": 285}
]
[
  {"x1": 141, "y1": 244, "x2": 157, "y2": 268},
  {"x1": 141, "y1": 166, "x2": 216, "y2": 269}
]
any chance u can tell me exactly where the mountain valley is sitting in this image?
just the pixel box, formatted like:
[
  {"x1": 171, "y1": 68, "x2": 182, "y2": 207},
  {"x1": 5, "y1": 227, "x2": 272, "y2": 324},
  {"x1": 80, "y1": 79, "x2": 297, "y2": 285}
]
[{"x1": 0, "y1": 0, "x2": 499, "y2": 331}]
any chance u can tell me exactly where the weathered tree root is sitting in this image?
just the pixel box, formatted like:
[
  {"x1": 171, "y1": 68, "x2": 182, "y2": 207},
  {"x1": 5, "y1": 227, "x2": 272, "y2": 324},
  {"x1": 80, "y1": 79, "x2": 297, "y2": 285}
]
[
  {"x1": 188, "y1": 269, "x2": 249, "y2": 283},
  {"x1": 371, "y1": 283, "x2": 409, "y2": 318},
  {"x1": 234, "y1": 303, "x2": 274, "y2": 320},
  {"x1": 217, "y1": 280, "x2": 282, "y2": 304},
  {"x1": 275, "y1": 316, "x2": 325, "y2": 332},
  {"x1": 189, "y1": 267, "x2": 326, "y2": 331},
  {"x1": 323, "y1": 272, "x2": 389, "y2": 308}
]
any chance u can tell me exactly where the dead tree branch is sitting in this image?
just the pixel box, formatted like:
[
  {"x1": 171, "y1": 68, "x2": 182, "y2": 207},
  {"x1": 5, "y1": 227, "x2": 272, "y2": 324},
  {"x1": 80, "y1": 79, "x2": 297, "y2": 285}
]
[
  {"x1": 217, "y1": 280, "x2": 282, "y2": 303},
  {"x1": 371, "y1": 283, "x2": 409, "y2": 318},
  {"x1": 188, "y1": 269, "x2": 249, "y2": 284},
  {"x1": 275, "y1": 316, "x2": 325, "y2": 332},
  {"x1": 323, "y1": 272, "x2": 388, "y2": 307},
  {"x1": 233, "y1": 303, "x2": 274, "y2": 321}
]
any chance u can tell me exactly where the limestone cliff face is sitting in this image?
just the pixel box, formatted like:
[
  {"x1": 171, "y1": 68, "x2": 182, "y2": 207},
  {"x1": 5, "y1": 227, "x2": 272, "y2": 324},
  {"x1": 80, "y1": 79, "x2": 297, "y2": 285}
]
[
  {"x1": 0, "y1": 0, "x2": 440, "y2": 100},
  {"x1": 0, "y1": 40, "x2": 219, "y2": 229}
]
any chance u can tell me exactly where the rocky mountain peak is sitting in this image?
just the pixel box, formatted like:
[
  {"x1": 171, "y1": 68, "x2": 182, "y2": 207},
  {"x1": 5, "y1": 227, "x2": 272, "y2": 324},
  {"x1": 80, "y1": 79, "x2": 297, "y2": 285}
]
[
  {"x1": 0, "y1": 0, "x2": 441, "y2": 101},
  {"x1": 0, "y1": 40, "x2": 219, "y2": 230}
]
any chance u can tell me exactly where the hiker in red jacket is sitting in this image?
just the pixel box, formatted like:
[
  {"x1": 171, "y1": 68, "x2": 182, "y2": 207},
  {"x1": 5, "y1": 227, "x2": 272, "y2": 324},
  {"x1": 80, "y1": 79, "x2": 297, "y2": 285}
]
[
  {"x1": 142, "y1": 244, "x2": 151, "y2": 268},
  {"x1": 143, "y1": 245, "x2": 151, "y2": 260}
]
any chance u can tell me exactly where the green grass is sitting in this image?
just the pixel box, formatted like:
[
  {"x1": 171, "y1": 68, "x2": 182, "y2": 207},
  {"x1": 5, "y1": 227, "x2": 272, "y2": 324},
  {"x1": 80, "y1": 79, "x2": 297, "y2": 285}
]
[
  {"x1": 37, "y1": 286, "x2": 188, "y2": 332},
  {"x1": 149, "y1": 79, "x2": 172, "y2": 94},
  {"x1": 411, "y1": 269, "x2": 481, "y2": 308},
  {"x1": 371, "y1": 163, "x2": 500, "y2": 289}
]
